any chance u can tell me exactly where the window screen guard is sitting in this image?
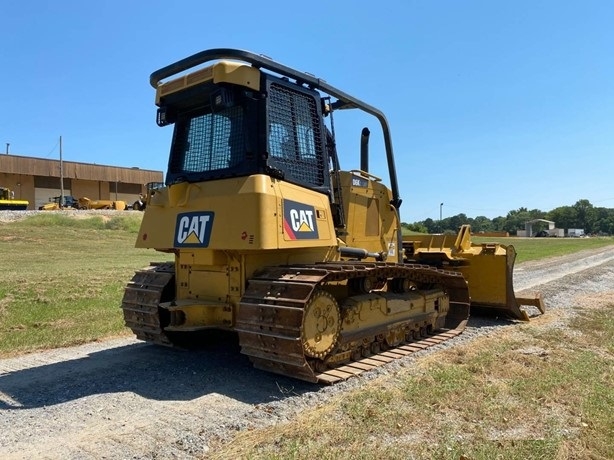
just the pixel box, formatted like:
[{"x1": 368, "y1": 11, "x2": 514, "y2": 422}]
[
  {"x1": 268, "y1": 83, "x2": 325, "y2": 187},
  {"x1": 169, "y1": 105, "x2": 245, "y2": 176}
]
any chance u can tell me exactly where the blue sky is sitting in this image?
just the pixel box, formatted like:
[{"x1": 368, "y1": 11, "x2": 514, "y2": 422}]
[{"x1": 1, "y1": 1, "x2": 612, "y2": 222}]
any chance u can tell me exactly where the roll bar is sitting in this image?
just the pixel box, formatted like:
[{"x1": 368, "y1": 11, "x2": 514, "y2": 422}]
[{"x1": 150, "y1": 48, "x2": 402, "y2": 209}]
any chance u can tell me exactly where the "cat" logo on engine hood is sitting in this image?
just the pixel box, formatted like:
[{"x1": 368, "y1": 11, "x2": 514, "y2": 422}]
[
  {"x1": 283, "y1": 199, "x2": 319, "y2": 240},
  {"x1": 174, "y1": 212, "x2": 214, "y2": 247}
]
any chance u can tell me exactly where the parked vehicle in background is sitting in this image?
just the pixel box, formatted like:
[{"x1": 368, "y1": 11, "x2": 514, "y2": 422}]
[
  {"x1": 38, "y1": 195, "x2": 79, "y2": 210},
  {"x1": 568, "y1": 228, "x2": 585, "y2": 237},
  {"x1": 0, "y1": 187, "x2": 29, "y2": 210},
  {"x1": 78, "y1": 197, "x2": 127, "y2": 210}
]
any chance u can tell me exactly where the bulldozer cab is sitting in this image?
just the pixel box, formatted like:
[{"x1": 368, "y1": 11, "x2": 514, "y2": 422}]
[
  {"x1": 158, "y1": 62, "x2": 328, "y2": 195},
  {"x1": 150, "y1": 50, "x2": 404, "y2": 261}
]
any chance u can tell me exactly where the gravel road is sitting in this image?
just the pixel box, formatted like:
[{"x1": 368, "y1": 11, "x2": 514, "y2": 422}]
[{"x1": 1, "y1": 245, "x2": 613, "y2": 459}]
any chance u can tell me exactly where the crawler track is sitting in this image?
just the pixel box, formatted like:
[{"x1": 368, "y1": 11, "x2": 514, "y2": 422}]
[
  {"x1": 236, "y1": 262, "x2": 470, "y2": 383},
  {"x1": 121, "y1": 262, "x2": 175, "y2": 346},
  {"x1": 121, "y1": 262, "x2": 470, "y2": 384}
]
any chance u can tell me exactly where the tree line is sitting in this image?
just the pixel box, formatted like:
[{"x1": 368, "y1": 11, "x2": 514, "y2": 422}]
[{"x1": 403, "y1": 199, "x2": 614, "y2": 235}]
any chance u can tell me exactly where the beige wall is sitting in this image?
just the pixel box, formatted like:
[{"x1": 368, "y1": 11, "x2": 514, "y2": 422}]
[
  {"x1": 72, "y1": 179, "x2": 102, "y2": 200},
  {"x1": 98, "y1": 181, "x2": 110, "y2": 200}
]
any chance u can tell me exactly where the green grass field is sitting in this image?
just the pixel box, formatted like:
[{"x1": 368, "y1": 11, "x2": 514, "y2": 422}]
[
  {"x1": 1, "y1": 215, "x2": 612, "y2": 357},
  {"x1": 0, "y1": 214, "x2": 167, "y2": 356},
  {"x1": 472, "y1": 235, "x2": 614, "y2": 263}
]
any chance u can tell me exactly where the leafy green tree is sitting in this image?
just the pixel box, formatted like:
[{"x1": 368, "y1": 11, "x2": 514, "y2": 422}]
[
  {"x1": 573, "y1": 199, "x2": 596, "y2": 232},
  {"x1": 492, "y1": 216, "x2": 507, "y2": 232},
  {"x1": 403, "y1": 222, "x2": 428, "y2": 233},
  {"x1": 547, "y1": 206, "x2": 578, "y2": 229},
  {"x1": 422, "y1": 218, "x2": 436, "y2": 233},
  {"x1": 471, "y1": 216, "x2": 494, "y2": 233},
  {"x1": 503, "y1": 208, "x2": 530, "y2": 234},
  {"x1": 448, "y1": 213, "x2": 469, "y2": 232},
  {"x1": 591, "y1": 207, "x2": 614, "y2": 235},
  {"x1": 405, "y1": 200, "x2": 613, "y2": 236}
]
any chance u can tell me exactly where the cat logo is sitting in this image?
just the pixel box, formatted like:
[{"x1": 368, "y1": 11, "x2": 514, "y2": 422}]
[
  {"x1": 174, "y1": 212, "x2": 214, "y2": 247},
  {"x1": 352, "y1": 176, "x2": 368, "y2": 188},
  {"x1": 283, "y1": 199, "x2": 319, "y2": 240}
]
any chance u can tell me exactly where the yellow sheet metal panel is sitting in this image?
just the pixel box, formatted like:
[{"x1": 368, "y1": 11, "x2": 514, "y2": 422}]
[
  {"x1": 136, "y1": 175, "x2": 336, "y2": 251},
  {"x1": 404, "y1": 226, "x2": 541, "y2": 320},
  {"x1": 189, "y1": 269, "x2": 230, "y2": 300},
  {"x1": 336, "y1": 170, "x2": 398, "y2": 258},
  {"x1": 137, "y1": 176, "x2": 274, "y2": 250},
  {"x1": 212, "y1": 62, "x2": 260, "y2": 90},
  {"x1": 277, "y1": 180, "x2": 336, "y2": 248},
  {"x1": 161, "y1": 300, "x2": 233, "y2": 330},
  {"x1": 156, "y1": 61, "x2": 261, "y2": 104},
  {"x1": 454, "y1": 250, "x2": 511, "y2": 306}
]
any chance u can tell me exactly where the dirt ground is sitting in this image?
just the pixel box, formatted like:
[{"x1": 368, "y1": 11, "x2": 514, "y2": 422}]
[{"x1": 0, "y1": 246, "x2": 613, "y2": 459}]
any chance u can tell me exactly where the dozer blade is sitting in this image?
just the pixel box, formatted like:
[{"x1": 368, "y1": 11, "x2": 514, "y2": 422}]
[
  {"x1": 404, "y1": 225, "x2": 545, "y2": 321},
  {"x1": 452, "y1": 244, "x2": 545, "y2": 320}
]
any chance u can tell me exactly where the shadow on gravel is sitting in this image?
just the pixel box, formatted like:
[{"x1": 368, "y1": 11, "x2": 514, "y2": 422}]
[
  {"x1": 1, "y1": 317, "x2": 533, "y2": 410},
  {"x1": 0, "y1": 332, "x2": 319, "y2": 409},
  {"x1": 467, "y1": 315, "x2": 520, "y2": 329}
]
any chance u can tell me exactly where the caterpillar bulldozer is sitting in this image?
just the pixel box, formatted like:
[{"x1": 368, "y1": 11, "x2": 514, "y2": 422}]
[{"x1": 122, "y1": 49, "x2": 543, "y2": 383}]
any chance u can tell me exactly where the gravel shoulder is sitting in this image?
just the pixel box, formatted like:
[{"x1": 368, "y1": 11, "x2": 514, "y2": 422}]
[{"x1": 1, "y1": 246, "x2": 613, "y2": 459}]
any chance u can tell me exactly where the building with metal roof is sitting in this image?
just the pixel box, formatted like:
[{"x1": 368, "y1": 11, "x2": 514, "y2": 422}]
[{"x1": 0, "y1": 154, "x2": 163, "y2": 210}]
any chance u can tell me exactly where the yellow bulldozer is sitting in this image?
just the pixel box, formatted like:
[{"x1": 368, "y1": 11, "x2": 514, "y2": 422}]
[{"x1": 122, "y1": 49, "x2": 543, "y2": 383}]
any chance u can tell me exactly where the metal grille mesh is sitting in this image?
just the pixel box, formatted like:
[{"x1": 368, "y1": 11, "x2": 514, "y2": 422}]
[
  {"x1": 268, "y1": 84, "x2": 324, "y2": 186},
  {"x1": 171, "y1": 106, "x2": 245, "y2": 174}
]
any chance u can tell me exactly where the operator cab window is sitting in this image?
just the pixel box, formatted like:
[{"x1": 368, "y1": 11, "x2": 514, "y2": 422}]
[
  {"x1": 165, "y1": 84, "x2": 255, "y2": 184},
  {"x1": 178, "y1": 106, "x2": 245, "y2": 173},
  {"x1": 267, "y1": 82, "x2": 326, "y2": 189}
]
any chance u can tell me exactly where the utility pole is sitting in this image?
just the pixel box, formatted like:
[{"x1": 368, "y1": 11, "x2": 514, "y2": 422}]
[
  {"x1": 440, "y1": 202, "x2": 444, "y2": 221},
  {"x1": 5, "y1": 143, "x2": 9, "y2": 155},
  {"x1": 60, "y1": 136, "x2": 65, "y2": 207}
]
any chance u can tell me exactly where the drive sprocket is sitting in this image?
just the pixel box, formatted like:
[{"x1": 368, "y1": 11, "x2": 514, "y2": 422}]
[{"x1": 301, "y1": 289, "x2": 341, "y2": 358}]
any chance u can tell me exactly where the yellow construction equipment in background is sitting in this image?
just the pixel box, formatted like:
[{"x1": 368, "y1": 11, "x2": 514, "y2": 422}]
[
  {"x1": 0, "y1": 187, "x2": 28, "y2": 210},
  {"x1": 77, "y1": 197, "x2": 127, "y2": 210}
]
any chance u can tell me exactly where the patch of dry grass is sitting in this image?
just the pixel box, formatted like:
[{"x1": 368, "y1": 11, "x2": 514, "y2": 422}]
[{"x1": 209, "y1": 298, "x2": 614, "y2": 460}]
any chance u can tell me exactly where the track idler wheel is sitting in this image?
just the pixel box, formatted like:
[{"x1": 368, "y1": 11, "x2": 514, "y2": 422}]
[{"x1": 301, "y1": 290, "x2": 341, "y2": 359}]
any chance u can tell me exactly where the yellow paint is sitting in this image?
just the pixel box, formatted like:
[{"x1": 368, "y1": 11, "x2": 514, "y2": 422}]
[
  {"x1": 404, "y1": 225, "x2": 542, "y2": 319},
  {"x1": 156, "y1": 61, "x2": 260, "y2": 104}
]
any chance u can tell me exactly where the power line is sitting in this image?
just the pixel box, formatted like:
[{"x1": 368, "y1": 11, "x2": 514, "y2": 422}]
[{"x1": 44, "y1": 138, "x2": 60, "y2": 158}]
